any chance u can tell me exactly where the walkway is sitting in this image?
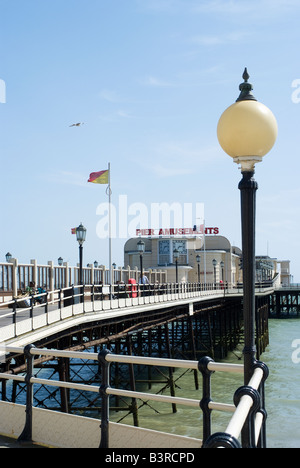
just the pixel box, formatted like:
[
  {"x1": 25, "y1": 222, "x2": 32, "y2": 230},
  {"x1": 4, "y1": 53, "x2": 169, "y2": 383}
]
[
  {"x1": 0, "y1": 284, "x2": 232, "y2": 346},
  {"x1": 0, "y1": 283, "x2": 276, "y2": 347},
  {"x1": 0, "y1": 435, "x2": 45, "y2": 448}
]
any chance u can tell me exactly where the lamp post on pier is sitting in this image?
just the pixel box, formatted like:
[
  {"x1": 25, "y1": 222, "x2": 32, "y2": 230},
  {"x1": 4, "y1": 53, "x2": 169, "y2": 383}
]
[
  {"x1": 76, "y1": 223, "x2": 87, "y2": 302},
  {"x1": 212, "y1": 259, "x2": 217, "y2": 288},
  {"x1": 5, "y1": 252, "x2": 12, "y2": 263},
  {"x1": 196, "y1": 254, "x2": 201, "y2": 284},
  {"x1": 217, "y1": 68, "x2": 277, "y2": 385},
  {"x1": 173, "y1": 248, "x2": 179, "y2": 285},
  {"x1": 220, "y1": 261, "x2": 224, "y2": 283},
  {"x1": 137, "y1": 239, "x2": 145, "y2": 293},
  {"x1": 217, "y1": 69, "x2": 277, "y2": 444}
]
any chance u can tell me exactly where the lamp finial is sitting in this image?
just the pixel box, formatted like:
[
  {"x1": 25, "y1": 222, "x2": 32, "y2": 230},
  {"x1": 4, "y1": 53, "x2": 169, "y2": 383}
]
[{"x1": 236, "y1": 68, "x2": 257, "y2": 102}]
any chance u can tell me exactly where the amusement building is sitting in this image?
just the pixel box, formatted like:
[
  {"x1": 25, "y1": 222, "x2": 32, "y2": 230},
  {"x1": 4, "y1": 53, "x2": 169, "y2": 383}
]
[{"x1": 124, "y1": 231, "x2": 291, "y2": 287}]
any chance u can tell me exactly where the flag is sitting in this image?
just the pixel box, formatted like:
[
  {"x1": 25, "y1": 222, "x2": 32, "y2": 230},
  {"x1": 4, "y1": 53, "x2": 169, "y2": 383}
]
[
  {"x1": 71, "y1": 228, "x2": 77, "y2": 235},
  {"x1": 88, "y1": 170, "x2": 109, "y2": 184},
  {"x1": 193, "y1": 224, "x2": 204, "y2": 234}
]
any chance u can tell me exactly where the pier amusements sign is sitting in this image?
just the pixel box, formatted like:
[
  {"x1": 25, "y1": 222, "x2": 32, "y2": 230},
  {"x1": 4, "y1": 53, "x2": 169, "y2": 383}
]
[{"x1": 136, "y1": 226, "x2": 219, "y2": 236}]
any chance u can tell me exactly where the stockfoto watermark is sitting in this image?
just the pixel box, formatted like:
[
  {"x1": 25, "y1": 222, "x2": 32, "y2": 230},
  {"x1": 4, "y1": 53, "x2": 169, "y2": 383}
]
[
  {"x1": 96, "y1": 195, "x2": 204, "y2": 239},
  {"x1": 0, "y1": 79, "x2": 6, "y2": 103}
]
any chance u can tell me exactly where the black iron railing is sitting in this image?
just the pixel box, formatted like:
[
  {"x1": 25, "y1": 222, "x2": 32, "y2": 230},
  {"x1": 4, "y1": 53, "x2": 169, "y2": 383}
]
[{"x1": 0, "y1": 345, "x2": 268, "y2": 448}]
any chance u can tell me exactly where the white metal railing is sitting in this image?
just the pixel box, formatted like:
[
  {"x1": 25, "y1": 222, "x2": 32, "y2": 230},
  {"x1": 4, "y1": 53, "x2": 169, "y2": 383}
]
[
  {"x1": 0, "y1": 282, "x2": 227, "y2": 342},
  {"x1": 0, "y1": 345, "x2": 268, "y2": 448},
  {"x1": 0, "y1": 260, "x2": 167, "y2": 299},
  {"x1": 0, "y1": 257, "x2": 281, "y2": 304},
  {"x1": 202, "y1": 360, "x2": 268, "y2": 448},
  {"x1": 0, "y1": 279, "x2": 275, "y2": 343},
  {"x1": 224, "y1": 367, "x2": 264, "y2": 441}
]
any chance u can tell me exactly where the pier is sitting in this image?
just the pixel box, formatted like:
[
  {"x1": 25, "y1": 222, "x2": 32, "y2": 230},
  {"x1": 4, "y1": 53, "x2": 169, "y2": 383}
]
[
  {"x1": 0, "y1": 264, "x2": 277, "y2": 448},
  {"x1": 269, "y1": 286, "x2": 300, "y2": 318}
]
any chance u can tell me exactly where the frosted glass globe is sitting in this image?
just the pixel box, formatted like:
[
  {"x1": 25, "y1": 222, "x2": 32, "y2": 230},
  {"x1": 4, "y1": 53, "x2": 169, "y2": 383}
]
[{"x1": 217, "y1": 100, "x2": 278, "y2": 171}]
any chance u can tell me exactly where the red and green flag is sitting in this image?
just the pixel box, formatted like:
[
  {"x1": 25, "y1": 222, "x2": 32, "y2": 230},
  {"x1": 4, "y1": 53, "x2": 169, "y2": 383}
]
[{"x1": 87, "y1": 170, "x2": 109, "y2": 184}]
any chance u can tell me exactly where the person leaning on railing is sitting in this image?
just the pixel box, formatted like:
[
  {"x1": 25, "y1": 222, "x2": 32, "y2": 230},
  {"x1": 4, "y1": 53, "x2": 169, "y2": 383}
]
[
  {"x1": 26, "y1": 281, "x2": 36, "y2": 295},
  {"x1": 35, "y1": 285, "x2": 47, "y2": 304}
]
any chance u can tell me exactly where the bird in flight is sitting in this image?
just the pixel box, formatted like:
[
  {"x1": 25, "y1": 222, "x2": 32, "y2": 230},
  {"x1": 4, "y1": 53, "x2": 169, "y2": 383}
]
[{"x1": 69, "y1": 122, "x2": 84, "y2": 127}]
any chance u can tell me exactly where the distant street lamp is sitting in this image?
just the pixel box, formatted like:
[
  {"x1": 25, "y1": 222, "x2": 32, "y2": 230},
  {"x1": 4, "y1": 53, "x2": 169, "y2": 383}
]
[
  {"x1": 173, "y1": 248, "x2": 179, "y2": 284},
  {"x1": 212, "y1": 259, "x2": 217, "y2": 287},
  {"x1": 76, "y1": 223, "x2": 87, "y2": 301},
  {"x1": 220, "y1": 260, "x2": 224, "y2": 282},
  {"x1": 196, "y1": 254, "x2": 201, "y2": 284},
  {"x1": 137, "y1": 239, "x2": 145, "y2": 286},
  {"x1": 217, "y1": 68, "x2": 277, "y2": 392},
  {"x1": 57, "y1": 257, "x2": 64, "y2": 288},
  {"x1": 5, "y1": 252, "x2": 12, "y2": 263}
]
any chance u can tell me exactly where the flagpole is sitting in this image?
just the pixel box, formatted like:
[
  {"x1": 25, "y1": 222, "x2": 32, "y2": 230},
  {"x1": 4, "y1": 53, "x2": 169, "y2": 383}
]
[
  {"x1": 108, "y1": 162, "x2": 112, "y2": 289},
  {"x1": 203, "y1": 219, "x2": 207, "y2": 287}
]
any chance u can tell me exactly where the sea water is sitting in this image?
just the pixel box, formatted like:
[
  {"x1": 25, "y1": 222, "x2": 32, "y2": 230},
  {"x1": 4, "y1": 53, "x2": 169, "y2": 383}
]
[{"x1": 262, "y1": 319, "x2": 300, "y2": 448}]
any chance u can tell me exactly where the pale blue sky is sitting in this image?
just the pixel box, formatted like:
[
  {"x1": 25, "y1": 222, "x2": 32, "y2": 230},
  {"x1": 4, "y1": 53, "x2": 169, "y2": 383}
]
[{"x1": 1, "y1": 0, "x2": 300, "y2": 280}]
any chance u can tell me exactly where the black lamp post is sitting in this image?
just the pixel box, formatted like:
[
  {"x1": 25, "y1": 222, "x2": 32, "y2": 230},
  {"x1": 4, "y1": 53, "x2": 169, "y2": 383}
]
[
  {"x1": 76, "y1": 223, "x2": 87, "y2": 299},
  {"x1": 217, "y1": 69, "x2": 277, "y2": 387},
  {"x1": 173, "y1": 248, "x2": 179, "y2": 284},
  {"x1": 220, "y1": 261, "x2": 224, "y2": 283},
  {"x1": 196, "y1": 254, "x2": 201, "y2": 284},
  {"x1": 137, "y1": 239, "x2": 145, "y2": 289},
  {"x1": 57, "y1": 257, "x2": 64, "y2": 289},
  {"x1": 5, "y1": 252, "x2": 12, "y2": 263},
  {"x1": 212, "y1": 259, "x2": 217, "y2": 287}
]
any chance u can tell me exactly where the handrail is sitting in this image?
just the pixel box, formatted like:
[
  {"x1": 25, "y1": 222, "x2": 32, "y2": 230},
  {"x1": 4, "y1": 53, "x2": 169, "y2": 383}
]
[
  {"x1": 0, "y1": 281, "x2": 225, "y2": 308},
  {"x1": 203, "y1": 362, "x2": 269, "y2": 448},
  {"x1": 1, "y1": 278, "x2": 276, "y2": 307},
  {"x1": 0, "y1": 345, "x2": 267, "y2": 448},
  {"x1": 0, "y1": 282, "x2": 229, "y2": 342},
  {"x1": 0, "y1": 280, "x2": 275, "y2": 345},
  {"x1": 225, "y1": 368, "x2": 264, "y2": 439}
]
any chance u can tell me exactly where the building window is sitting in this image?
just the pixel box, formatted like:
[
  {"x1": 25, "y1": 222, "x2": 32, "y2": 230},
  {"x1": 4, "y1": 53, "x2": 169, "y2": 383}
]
[
  {"x1": 158, "y1": 239, "x2": 187, "y2": 266},
  {"x1": 158, "y1": 240, "x2": 170, "y2": 266}
]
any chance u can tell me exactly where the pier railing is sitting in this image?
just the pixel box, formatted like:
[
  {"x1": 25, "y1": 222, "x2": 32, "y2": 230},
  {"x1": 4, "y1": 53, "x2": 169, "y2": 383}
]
[
  {"x1": 0, "y1": 282, "x2": 227, "y2": 342},
  {"x1": 0, "y1": 259, "x2": 280, "y2": 304},
  {"x1": 0, "y1": 260, "x2": 167, "y2": 300},
  {"x1": 0, "y1": 345, "x2": 268, "y2": 448}
]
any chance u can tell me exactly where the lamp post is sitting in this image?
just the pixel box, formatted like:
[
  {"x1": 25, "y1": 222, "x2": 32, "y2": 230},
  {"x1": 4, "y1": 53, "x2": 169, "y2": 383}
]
[
  {"x1": 5, "y1": 252, "x2": 12, "y2": 263},
  {"x1": 173, "y1": 248, "x2": 179, "y2": 285},
  {"x1": 76, "y1": 223, "x2": 87, "y2": 301},
  {"x1": 212, "y1": 259, "x2": 217, "y2": 288},
  {"x1": 196, "y1": 254, "x2": 201, "y2": 284},
  {"x1": 137, "y1": 239, "x2": 145, "y2": 292},
  {"x1": 217, "y1": 69, "x2": 277, "y2": 387},
  {"x1": 57, "y1": 257, "x2": 64, "y2": 289},
  {"x1": 220, "y1": 261, "x2": 224, "y2": 283},
  {"x1": 93, "y1": 261, "x2": 99, "y2": 286}
]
